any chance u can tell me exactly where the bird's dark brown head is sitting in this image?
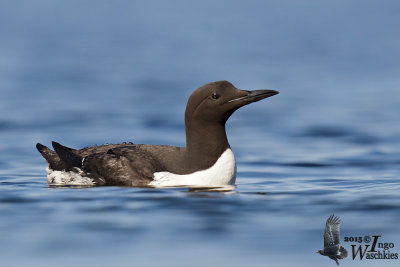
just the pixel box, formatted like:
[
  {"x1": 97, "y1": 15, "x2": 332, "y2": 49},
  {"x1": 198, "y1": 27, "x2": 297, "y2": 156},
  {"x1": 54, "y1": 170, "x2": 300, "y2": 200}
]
[{"x1": 185, "y1": 80, "x2": 279, "y2": 125}]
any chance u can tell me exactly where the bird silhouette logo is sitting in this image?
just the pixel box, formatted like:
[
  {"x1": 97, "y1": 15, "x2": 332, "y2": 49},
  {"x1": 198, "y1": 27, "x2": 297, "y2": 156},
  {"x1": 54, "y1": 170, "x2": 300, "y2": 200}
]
[{"x1": 318, "y1": 214, "x2": 348, "y2": 265}]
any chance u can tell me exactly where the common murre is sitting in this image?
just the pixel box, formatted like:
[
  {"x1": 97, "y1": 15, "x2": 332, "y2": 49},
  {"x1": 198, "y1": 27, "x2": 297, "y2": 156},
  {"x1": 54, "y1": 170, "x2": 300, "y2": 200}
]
[{"x1": 36, "y1": 81, "x2": 278, "y2": 187}]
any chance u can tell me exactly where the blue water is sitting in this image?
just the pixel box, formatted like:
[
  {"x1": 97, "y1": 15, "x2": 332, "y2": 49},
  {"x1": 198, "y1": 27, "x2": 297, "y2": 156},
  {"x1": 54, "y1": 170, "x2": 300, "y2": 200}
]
[{"x1": 1, "y1": 1, "x2": 400, "y2": 266}]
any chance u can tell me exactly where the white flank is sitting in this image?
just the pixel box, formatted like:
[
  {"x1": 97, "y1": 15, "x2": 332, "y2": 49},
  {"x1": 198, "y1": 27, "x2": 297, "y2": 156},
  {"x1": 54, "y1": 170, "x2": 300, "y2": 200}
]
[
  {"x1": 46, "y1": 167, "x2": 95, "y2": 186},
  {"x1": 150, "y1": 148, "x2": 237, "y2": 187}
]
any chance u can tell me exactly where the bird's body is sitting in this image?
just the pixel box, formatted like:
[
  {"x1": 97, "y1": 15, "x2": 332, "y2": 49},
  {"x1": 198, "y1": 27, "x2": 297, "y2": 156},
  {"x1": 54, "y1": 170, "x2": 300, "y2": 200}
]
[
  {"x1": 318, "y1": 214, "x2": 348, "y2": 265},
  {"x1": 36, "y1": 81, "x2": 278, "y2": 188}
]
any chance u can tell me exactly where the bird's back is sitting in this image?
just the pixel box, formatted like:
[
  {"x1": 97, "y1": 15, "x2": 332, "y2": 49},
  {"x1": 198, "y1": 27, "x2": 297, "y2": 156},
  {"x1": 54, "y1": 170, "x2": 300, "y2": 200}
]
[{"x1": 37, "y1": 142, "x2": 185, "y2": 186}]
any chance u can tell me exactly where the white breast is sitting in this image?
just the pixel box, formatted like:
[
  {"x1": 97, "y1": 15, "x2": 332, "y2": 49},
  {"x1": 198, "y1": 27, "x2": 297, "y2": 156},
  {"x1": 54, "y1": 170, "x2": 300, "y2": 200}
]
[{"x1": 149, "y1": 148, "x2": 237, "y2": 187}]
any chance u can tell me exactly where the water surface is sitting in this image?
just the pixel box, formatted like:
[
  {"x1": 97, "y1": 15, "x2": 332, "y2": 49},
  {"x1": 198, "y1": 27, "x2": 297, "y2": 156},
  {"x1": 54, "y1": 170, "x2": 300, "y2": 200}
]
[{"x1": 1, "y1": 1, "x2": 399, "y2": 266}]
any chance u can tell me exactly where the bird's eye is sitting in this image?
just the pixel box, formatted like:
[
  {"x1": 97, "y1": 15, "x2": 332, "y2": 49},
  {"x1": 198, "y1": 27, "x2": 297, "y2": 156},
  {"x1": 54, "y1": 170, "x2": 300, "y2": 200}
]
[{"x1": 211, "y1": 92, "x2": 220, "y2": 100}]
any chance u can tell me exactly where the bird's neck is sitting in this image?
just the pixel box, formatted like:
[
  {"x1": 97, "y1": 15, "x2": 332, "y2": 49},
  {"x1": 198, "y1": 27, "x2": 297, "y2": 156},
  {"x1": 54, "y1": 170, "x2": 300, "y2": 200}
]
[{"x1": 184, "y1": 120, "x2": 230, "y2": 169}]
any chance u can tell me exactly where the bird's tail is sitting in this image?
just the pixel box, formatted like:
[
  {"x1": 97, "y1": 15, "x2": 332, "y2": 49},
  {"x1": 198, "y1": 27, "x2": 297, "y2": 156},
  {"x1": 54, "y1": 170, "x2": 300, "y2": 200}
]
[
  {"x1": 51, "y1": 141, "x2": 83, "y2": 169},
  {"x1": 36, "y1": 142, "x2": 83, "y2": 170},
  {"x1": 36, "y1": 143, "x2": 68, "y2": 170},
  {"x1": 338, "y1": 246, "x2": 348, "y2": 259}
]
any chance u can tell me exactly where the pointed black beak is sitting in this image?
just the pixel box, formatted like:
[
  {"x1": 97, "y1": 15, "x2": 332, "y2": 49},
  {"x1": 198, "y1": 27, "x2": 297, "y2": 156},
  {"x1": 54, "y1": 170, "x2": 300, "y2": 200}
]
[{"x1": 228, "y1": 89, "x2": 279, "y2": 105}]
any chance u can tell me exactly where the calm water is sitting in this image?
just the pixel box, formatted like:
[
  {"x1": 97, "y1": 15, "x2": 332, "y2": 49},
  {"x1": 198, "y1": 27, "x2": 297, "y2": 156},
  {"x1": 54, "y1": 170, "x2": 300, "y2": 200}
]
[{"x1": 1, "y1": 1, "x2": 400, "y2": 266}]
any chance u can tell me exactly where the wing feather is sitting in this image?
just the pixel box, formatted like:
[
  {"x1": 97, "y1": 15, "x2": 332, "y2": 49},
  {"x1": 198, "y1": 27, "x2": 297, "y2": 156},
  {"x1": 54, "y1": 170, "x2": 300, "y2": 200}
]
[{"x1": 324, "y1": 214, "x2": 341, "y2": 248}]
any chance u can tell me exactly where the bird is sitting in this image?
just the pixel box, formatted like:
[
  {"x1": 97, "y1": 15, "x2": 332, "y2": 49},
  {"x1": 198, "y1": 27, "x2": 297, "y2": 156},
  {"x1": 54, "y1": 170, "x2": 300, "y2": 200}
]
[
  {"x1": 36, "y1": 81, "x2": 279, "y2": 188},
  {"x1": 318, "y1": 214, "x2": 348, "y2": 265}
]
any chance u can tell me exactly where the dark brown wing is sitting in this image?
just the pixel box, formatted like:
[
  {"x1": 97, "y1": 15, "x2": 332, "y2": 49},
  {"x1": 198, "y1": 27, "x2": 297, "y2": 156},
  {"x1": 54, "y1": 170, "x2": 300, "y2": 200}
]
[
  {"x1": 36, "y1": 142, "x2": 136, "y2": 171},
  {"x1": 324, "y1": 214, "x2": 342, "y2": 248},
  {"x1": 81, "y1": 146, "x2": 164, "y2": 186},
  {"x1": 38, "y1": 141, "x2": 181, "y2": 187}
]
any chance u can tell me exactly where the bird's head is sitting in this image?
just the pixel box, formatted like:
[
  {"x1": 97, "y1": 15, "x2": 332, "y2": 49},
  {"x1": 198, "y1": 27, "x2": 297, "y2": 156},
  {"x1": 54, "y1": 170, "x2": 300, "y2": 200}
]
[
  {"x1": 317, "y1": 250, "x2": 323, "y2": 255},
  {"x1": 185, "y1": 81, "x2": 279, "y2": 125}
]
